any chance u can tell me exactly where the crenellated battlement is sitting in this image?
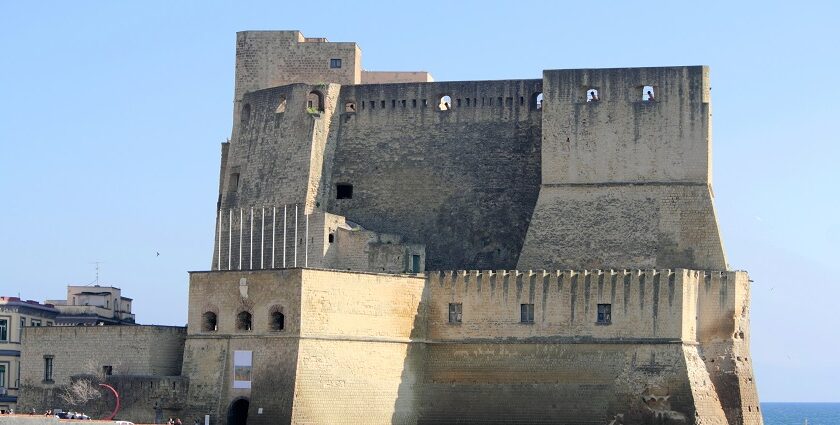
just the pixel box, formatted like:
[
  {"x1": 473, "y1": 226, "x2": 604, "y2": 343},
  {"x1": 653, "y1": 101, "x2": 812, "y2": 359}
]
[{"x1": 424, "y1": 268, "x2": 748, "y2": 345}]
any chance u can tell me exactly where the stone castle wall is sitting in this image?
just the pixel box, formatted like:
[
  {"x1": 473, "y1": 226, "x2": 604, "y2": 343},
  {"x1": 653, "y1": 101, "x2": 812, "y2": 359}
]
[
  {"x1": 216, "y1": 66, "x2": 728, "y2": 272},
  {"x1": 177, "y1": 268, "x2": 757, "y2": 424},
  {"x1": 518, "y1": 66, "x2": 727, "y2": 271},
  {"x1": 16, "y1": 326, "x2": 187, "y2": 423},
  {"x1": 183, "y1": 269, "x2": 425, "y2": 425},
  {"x1": 325, "y1": 80, "x2": 543, "y2": 271}
]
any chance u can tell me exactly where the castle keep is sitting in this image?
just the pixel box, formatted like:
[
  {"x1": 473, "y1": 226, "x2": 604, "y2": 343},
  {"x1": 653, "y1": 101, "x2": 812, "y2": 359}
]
[{"x1": 18, "y1": 31, "x2": 762, "y2": 425}]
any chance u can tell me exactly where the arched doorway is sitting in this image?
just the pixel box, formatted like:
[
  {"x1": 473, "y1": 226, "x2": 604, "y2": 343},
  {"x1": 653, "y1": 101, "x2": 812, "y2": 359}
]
[{"x1": 227, "y1": 398, "x2": 249, "y2": 425}]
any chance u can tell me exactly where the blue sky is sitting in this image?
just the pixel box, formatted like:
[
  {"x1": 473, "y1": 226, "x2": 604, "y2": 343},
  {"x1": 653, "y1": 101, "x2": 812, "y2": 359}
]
[{"x1": 1, "y1": 1, "x2": 838, "y2": 402}]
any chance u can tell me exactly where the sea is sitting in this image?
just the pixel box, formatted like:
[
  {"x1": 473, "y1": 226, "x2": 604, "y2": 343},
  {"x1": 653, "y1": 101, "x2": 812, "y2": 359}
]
[{"x1": 762, "y1": 403, "x2": 840, "y2": 425}]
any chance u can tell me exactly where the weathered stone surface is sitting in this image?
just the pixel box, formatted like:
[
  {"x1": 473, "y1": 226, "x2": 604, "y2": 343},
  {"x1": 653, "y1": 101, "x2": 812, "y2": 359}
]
[{"x1": 16, "y1": 30, "x2": 763, "y2": 425}]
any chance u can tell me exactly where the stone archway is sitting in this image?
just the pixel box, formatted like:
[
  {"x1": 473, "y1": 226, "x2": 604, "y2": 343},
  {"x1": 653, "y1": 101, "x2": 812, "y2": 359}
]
[{"x1": 227, "y1": 398, "x2": 249, "y2": 425}]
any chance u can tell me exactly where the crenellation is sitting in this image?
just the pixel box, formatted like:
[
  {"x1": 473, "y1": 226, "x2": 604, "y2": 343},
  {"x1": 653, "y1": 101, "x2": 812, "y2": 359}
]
[{"x1": 10, "y1": 31, "x2": 761, "y2": 425}]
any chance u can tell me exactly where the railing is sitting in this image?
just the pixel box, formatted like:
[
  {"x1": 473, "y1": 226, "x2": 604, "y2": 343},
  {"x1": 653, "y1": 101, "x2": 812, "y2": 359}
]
[{"x1": 214, "y1": 203, "x2": 314, "y2": 271}]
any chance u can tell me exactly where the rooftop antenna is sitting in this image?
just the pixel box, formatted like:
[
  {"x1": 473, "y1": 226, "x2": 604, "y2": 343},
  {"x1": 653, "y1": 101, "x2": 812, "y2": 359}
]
[{"x1": 88, "y1": 261, "x2": 103, "y2": 286}]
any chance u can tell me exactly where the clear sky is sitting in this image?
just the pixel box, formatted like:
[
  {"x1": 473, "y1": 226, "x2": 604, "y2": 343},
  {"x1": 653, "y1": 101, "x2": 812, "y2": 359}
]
[{"x1": 1, "y1": 0, "x2": 838, "y2": 403}]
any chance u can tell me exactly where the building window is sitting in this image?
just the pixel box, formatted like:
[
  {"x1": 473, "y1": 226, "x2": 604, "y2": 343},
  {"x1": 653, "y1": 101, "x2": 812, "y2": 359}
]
[
  {"x1": 0, "y1": 364, "x2": 6, "y2": 388},
  {"x1": 102, "y1": 365, "x2": 113, "y2": 376},
  {"x1": 202, "y1": 312, "x2": 218, "y2": 332},
  {"x1": 236, "y1": 311, "x2": 252, "y2": 331},
  {"x1": 597, "y1": 304, "x2": 612, "y2": 324},
  {"x1": 19, "y1": 318, "x2": 25, "y2": 340},
  {"x1": 0, "y1": 319, "x2": 7, "y2": 341},
  {"x1": 448, "y1": 303, "x2": 462, "y2": 324},
  {"x1": 270, "y1": 310, "x2": 285, "y2": 331},
  {"x1": 642, "y1": 85, "x2": 656, "y2": 101},
  {"x1": 520, "y1": 304, "x2": 534, "y2": 324},
  {"x1": 43, "y1": 356, "x2": 54, "y2": 382},
  {"x1": 336, "y1": 183, "x2": 353, "y2": 199},
  {"x1": 31, "y1": 319, "x2": 41, "y2": 327},
  {"x1": 411, "y1": 255, "x2": 421, "y2": 273},
  {"x1": 330, "y1": 58, "x2": 342, "y2": 68}
]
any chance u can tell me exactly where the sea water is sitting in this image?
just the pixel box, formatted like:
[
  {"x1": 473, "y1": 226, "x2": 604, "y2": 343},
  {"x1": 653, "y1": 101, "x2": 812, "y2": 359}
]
[{"x1": 761, "y1": 403, "x2": 840, "y2": 425}]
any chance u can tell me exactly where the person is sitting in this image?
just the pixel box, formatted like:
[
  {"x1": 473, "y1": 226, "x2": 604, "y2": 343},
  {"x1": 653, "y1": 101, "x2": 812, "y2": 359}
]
[
  {"x1": 175, "y1": 418, "x2": 183, "y2": 425},
  {"x1": 647, "y1": 90, "x2": 655, "y2": 101}
]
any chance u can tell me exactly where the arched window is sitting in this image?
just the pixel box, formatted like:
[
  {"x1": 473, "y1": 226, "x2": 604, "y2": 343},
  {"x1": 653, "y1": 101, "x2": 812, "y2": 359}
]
[
  {"x1": 307, "y1": 91, "x2": 324, "y2": 112},
  {"x1": 642, "y1": 85, "x2": 656, "y2": 101},
  {"x1": 236, "y1": 311, "x2": 252, "y2": 331},
  {"x1": 276, "y1": 96, "x2": 287, "y2": 114},
  {"x1": 202, "y1": 312, "x2": 218, "y2": 332},
  {"x1": 531, "y1": 92, "x2": 544, "y2": 110},
  {"x1": 586, "y1": 89, "x2": 600, "y2": 102},
  {"x1": 240, "y1": 103, "x2": 251, "y2": 124},
  {"x1": 270, "y1": 310, "x2": 285, "y2": 331},
  {"x1": 438, "y1": 95, "x2": 452, "y2": 111}
]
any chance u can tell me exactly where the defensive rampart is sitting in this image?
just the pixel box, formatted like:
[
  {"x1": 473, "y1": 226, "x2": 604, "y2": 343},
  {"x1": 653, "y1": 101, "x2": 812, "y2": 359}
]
[
  {"x1": 518, "y1": 66, "x2": 727, "y2": 271},
  {"x1": 325, "y1": 79, "x2": 543, "y2": 270},
  {"x1": 178, "y1": 268, "x2": 757, "y2": 424}
]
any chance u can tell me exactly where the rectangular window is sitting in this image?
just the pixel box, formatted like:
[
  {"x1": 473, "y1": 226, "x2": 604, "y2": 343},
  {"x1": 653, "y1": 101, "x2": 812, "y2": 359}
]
[
  {"x1": 330, "y1": 58, "x2": 342, "y2": 68},
  {"x1": 520, "y1": 304, "x2": 534, "y2": 324},
  {"x1": 448, "y1": 303, "x2": 462, "y2": 324},
  {"x1": 0, "y1": 319, "x2": 7, "y2": 341},
  {"x1": 411, "y1": 255, "x2": 421, "y2": 273},
  {"x1": 43, "y1": 356, "x2": 53, "y2": 382},
  {"x1": 102, "y1": 365, "x2": 113, "y2": 376},
  {"x1": 0, "y1": 364, "x2": 6, "y2": 388},
  {"x1": 31, "y1": 320, "x2": 41, "y2": 327},
  {"x1": 336, "y1": 183, "x2": 353, "y2": 199},
  {"x1": 19, "y1": 318, "x2": 25, "y2": 340},
  {"x1": 597, "y1": 304, "x2": 612, "y2": 324}
]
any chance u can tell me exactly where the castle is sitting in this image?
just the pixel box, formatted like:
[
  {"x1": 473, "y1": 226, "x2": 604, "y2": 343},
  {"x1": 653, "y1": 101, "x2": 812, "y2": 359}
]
[{"x1": 17, "y1": 31, "x2": 762, "y2": 425}]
